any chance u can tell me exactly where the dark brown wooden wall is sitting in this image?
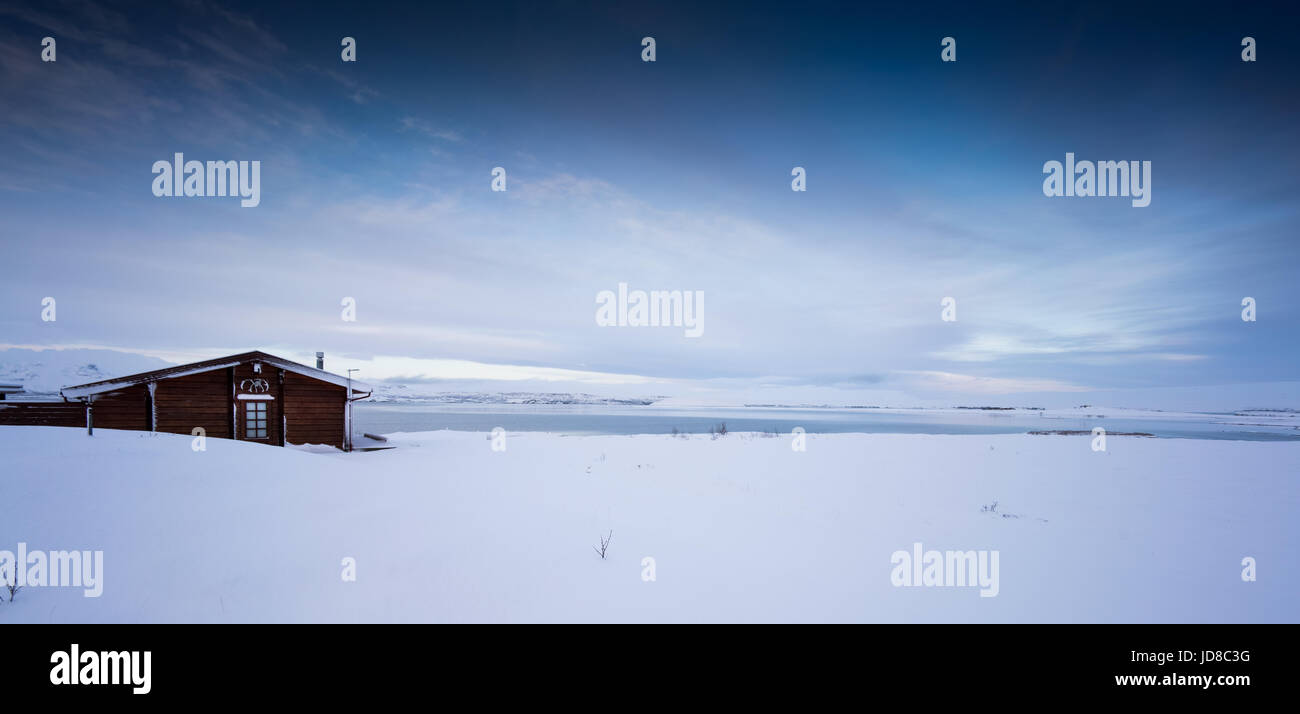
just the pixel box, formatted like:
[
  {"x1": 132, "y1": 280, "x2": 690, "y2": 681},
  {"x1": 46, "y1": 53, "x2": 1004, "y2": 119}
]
[
  {"x1": 89, "y1": 385, "x2": 150, "y2": 430},
  {"x1": 282, "y1": 372, "x2": 346, "y2": 449},
  {"x1": 0, "y1": 401, "x2": 82, "y2": 427},
  {"x1": 155, "y1": 370, "x2": 232, "y2": 439},
  {"x1": 0, "y1": 387, "x2": 150, "y2": 430}
]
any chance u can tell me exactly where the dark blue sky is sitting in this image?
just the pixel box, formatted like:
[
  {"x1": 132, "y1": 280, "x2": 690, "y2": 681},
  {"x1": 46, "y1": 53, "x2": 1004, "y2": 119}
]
[{"x1": 1, "y1": 0, "x2": 1297, "y2": 406}]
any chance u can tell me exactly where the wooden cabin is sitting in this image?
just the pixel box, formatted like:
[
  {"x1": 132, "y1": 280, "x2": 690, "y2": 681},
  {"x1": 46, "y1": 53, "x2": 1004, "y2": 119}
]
[{"x1": 0, "y1": 351, "x2": 371, "y2": 450}]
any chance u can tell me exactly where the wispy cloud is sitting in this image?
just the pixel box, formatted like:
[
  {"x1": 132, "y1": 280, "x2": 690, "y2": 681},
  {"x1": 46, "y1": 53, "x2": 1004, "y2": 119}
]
[
  {"x1": 399, "y1": 117, "x2": 462, "y2": 142},
  {"x1": 895, "y1": 370, "x2": 1090, "y2": 395}
]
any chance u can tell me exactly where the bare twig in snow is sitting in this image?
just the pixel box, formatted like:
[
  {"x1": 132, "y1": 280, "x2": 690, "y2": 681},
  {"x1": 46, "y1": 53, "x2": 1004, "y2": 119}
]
[{"x1": 593, "y1": 530, "x2": 613, "y2": 559}]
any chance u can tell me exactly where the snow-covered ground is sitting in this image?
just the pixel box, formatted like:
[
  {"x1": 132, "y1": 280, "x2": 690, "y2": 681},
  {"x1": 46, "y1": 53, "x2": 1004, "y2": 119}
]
[{"x1": 0, "y1": 425, "x2": 1295, "y2": 623}]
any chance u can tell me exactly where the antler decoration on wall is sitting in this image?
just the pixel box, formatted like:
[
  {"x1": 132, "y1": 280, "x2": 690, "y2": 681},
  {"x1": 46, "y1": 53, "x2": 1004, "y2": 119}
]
[{"x1": 239, "y1": 378, "x2": 270, "y2": 393}]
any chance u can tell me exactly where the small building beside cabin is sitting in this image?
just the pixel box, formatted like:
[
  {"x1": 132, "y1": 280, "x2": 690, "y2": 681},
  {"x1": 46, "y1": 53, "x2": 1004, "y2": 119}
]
[{"x1": 0, "y1": 351, "x2": 370, "y2": 451}]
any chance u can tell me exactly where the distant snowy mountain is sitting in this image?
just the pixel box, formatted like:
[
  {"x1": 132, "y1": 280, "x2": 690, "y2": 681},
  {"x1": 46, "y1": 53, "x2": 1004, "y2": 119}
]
[
  {"x1": 368, "y1": 384, "x2": 664, "y2": 406},
  {"x1": 0, "y1": 348, "x2": 173, "y2": 397}
]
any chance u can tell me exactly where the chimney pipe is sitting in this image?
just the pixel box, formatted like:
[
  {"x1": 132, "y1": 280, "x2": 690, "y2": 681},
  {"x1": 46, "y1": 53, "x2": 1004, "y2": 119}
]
[{"x1": 316, "y1": 352, "x2": 324, "y2": 370}]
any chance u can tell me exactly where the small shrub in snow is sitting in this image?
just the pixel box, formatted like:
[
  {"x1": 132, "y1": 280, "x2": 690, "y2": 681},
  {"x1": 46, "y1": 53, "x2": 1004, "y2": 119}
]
[
  {"x1": 2, "y1": 565, "x2": 19, "y2": 603},
  {"x1": 593, "y1": 530, "x2": 613, "y2": 560}
]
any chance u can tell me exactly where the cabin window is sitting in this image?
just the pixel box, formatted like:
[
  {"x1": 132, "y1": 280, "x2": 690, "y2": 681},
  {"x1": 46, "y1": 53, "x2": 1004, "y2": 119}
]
[{"x1": 245, "y1": 401, "x2": 268, "y2": 439}]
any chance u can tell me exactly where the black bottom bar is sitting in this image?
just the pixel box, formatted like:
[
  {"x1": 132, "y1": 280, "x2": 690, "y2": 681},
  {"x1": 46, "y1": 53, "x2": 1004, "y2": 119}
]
[{"x1": 7, "y1": 624, "x2": 1290, "y2": 702}]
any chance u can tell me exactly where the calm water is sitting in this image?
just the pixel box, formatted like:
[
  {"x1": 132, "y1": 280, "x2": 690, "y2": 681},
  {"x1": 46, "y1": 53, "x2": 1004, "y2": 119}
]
[{"x1": 353, "y1": 404, "x2": 1300, "y2": 441}]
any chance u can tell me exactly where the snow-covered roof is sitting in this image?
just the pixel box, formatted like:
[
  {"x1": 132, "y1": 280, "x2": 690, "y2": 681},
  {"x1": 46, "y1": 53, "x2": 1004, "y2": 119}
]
[{"x1": 59, "y1": 351, "x2": 373, "y2": 399}]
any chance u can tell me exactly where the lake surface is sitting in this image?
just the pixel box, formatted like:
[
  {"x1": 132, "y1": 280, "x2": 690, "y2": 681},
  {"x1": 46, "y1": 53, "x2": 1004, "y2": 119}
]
[{"x1": 353, "y1": 404, "x2": 1300, "y2": 441}]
